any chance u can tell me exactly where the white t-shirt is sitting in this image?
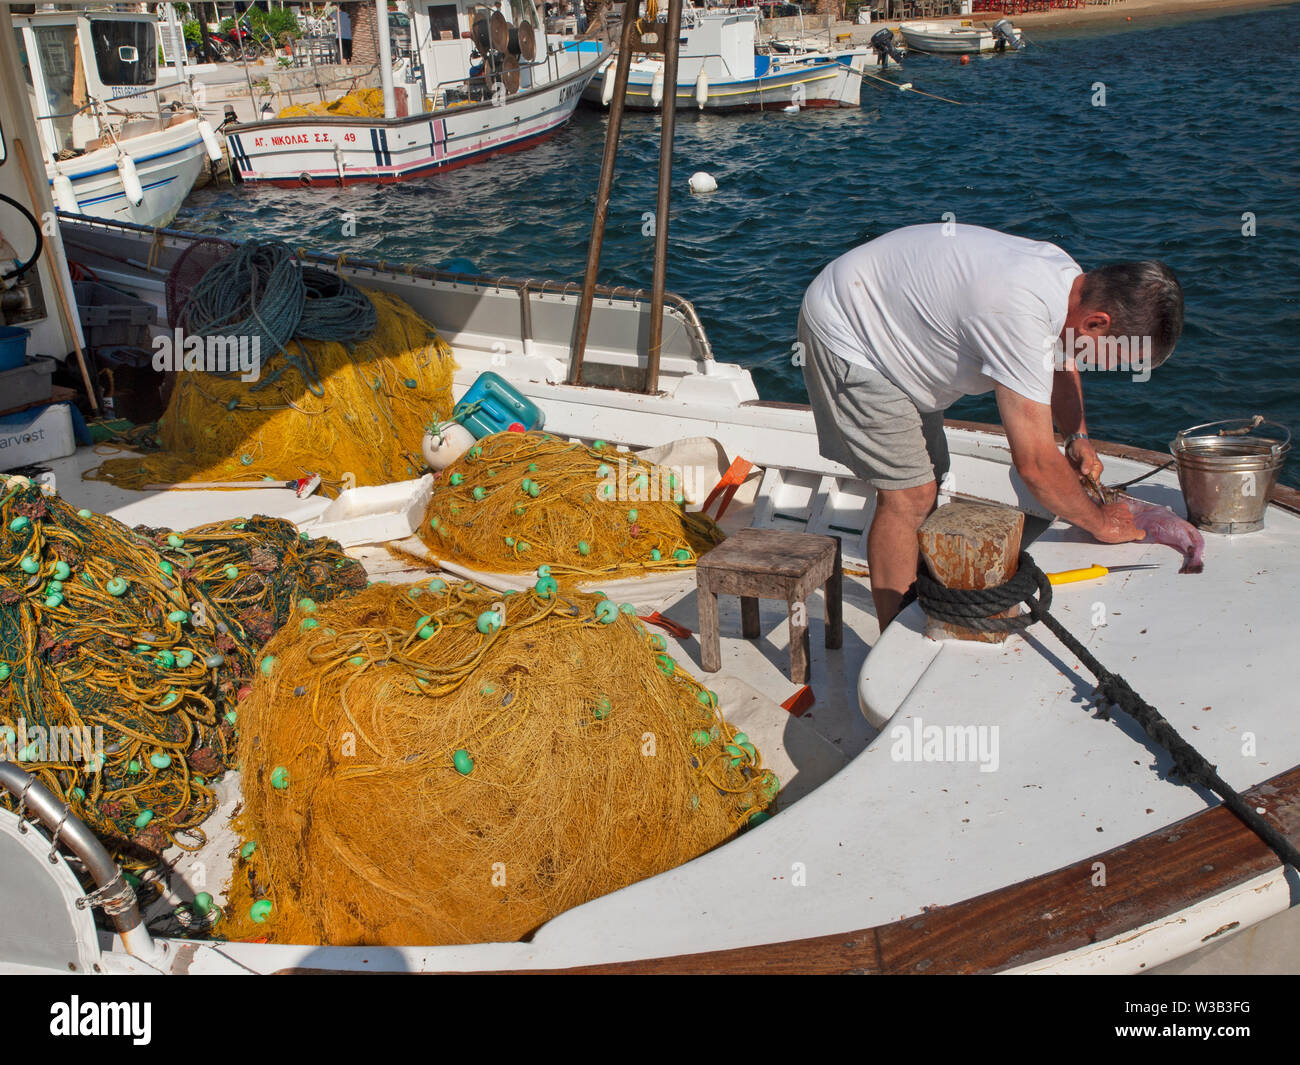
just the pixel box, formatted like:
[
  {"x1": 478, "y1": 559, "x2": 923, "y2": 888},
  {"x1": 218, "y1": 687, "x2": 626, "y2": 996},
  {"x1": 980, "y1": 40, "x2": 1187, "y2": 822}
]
[{"x1": 801, "y1": 224, "x2": 1081, "y2": 412}]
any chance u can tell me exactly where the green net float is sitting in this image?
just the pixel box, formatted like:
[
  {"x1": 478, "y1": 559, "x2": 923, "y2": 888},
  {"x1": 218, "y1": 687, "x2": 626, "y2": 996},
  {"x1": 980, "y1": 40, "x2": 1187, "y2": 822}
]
[
  {"x1": 673, "y1": 549, "x2": 691, "y2": 563},
  {"x1": 349, "y1": 655, "x2": 365, "y2": 666},
  {"x1": 429, "y1": 516, "x2": 440, "y2": 530},
  {"x1": 697, "y1": 689, "x2": 717, "y2": 708},
  {"x1": 223, "y1": 564, "x2": 239, "y2": 580},
  {"x1": 740, "y1": 741, "x2": 757, "y2": 760},
  {"x1": 655, "y1": 653, "x2": 675, "y2": 676},
  {"x1": 597, "y1": 464, "x2": 611, "y2": 478},
  {"x1": 70, "y1": 787, "x2": 85, "y2": 802},
  {"x1": 17, "y1": 743, "x2": 38, "y2": 762},
  {"x1": 668, "y1": 473, "x2": 680, "y2": 490},
  {"x1": 504, "y1": 536, "x2": 514, "y2": 547},
  {"x1": 535, "y1": 576, "x2": 558, "y2": 598},
  {"x1": 224, "y1": 709, "x2": 237, "y2": 726},
  {"x1": 673, "y1": 493, "x2": 685, "y2": 506},
  {"x1": 134, "y1": 810, "x2": 154, "y2": 829},
  {"x1": 527, "y1": 462, "x2": 539, "y2": 472},
  {"x1": 77, "y1": 508, "x2": 93, "y2": 519},
  {"x1": 520, "y1": 477, "x2": 533, "y2": 493},
  {"x1": 449, "y1": 472, "x2": 464, "y2": 486},
  {"x1": 527, "y1": 482, "x2": 540, "y2": 498},
  {"x1": 463, "y1": 582, "x2": 476, "y2": 592},
  {"x1": 270, "y1": 766, "x2": 290, "y2": 790},
  {"x1": 176, "y1": 650, "x2": 195, "y2": 668},
  {"x1": 19, "y1": 556, "x2": 39, "y2": 575},
  {"x1": 195, "y1": 776, "x2": 206, "y2": 786},
  {"x1": 762, "y1": 773, "x2": 780, "y2": 800},
  {"x1": 600, "y1": 483, "x2": 614, "y2": 499},
  {"x1": 194, "y1": 892, "x2": 214, "y2": 916},
  {"x1": 80, "y1": 573, "x2": 95, "y2": 587},
  {"x1": 726, "y1": 744, "x2": 748, "y2": 767},
  {"x1": 105, "y1": 576, "x2": 128, "y2": 598},
  {"x1": 650, "y1": 549, "x2": 662, "y2": 562},
  {"x1": 8, "y1": 516, "x2": 30, "y2": 533},
  {"x1": 241, "y1": 841, "x2": 258, "y2": 859},
  {"x1": 301, "y1": 618, "x2": 319, "y2": 631},
  {"x1": 691, "y1": 730, "x2": 712, "y2": 747},
  {"x1": 592, "y1": 439, "x2": 606, "y2": 450},
  {"x1": 634, "y1": 474, "x2": 649, "y2": 491},
  {"x1": 513, "y1": 505, "x2": 526, "y2": 516},
  {"x1": 618, "y1": 603, "x2": 636, "y2": 615},
  {"x1": 127, "y1": 759, "x2": 141, "y2": 775},
  {"x1": 160, "y1": 691, "x2": 179, "y2": 709},
  {"x1": 249, "y1": 900, "x2": 273, "y2": 923},
  {"x1": 85, "y1": 753, "x2": 102, "y2": 772},
  {"x1": 0, "y1": 665, "x2": 9, "y2": 682},
  {"x1": 627, "y1": 508, "x2": 638, "y2": 523},
  {"x1": 166, "y1": 534, "x2": 184, "y2": 549},
  {"x1": 537, "y1": 565, "x2": 551, "y2": 578},
  {"x1": 453, "y1": 749, "x2": 474, "y2": 775},
  {"x1": 487, "y1": 468, "x2": 497, "y2": 477},
  {"x1": 577, "y1": 541, "x2": 590, "y2": 556},
  {"x1": 44, "y1": 593, "x2": 63, "y2": 609},
  {"x1": 594, "y1": 600, "x2": 618, "y2": 624},
  {"x1": 48, "y1": 579, "x2": 64, "y2": 592},
  {"x1": 472, "y1": 486, "x2": 486, "y2": 501},
  {"x1": 415, "y1": 614, "x2": 433, "y2": 630},
  {"x1": 299, "y1": 597, "x2": 316, "y2": 613},
  {"x1": 734, "y1": 732, "x2": 748, "y2": 745},
  {"x1": 476, "y1": 611, "x2": 502, "y2": 635},
  {"x1": 469, "y1": 446, "x2": 482, "y2": 459},
  {"x1": 593, "y1": 696, "x2": 611, "y2": 720},
  {"x1": 517, "y1": 541, "x2": 530, "y2": 553},
  {"x1": 748, "y1": 811, "x2": 772, "y2": 828},
  {"x1": 428, "y1": 579, "x2": 447, "y2": 593},
  {"x1": 591, "y1": 591, "x2": 608, "y2": 600},
  {"x1": 260, "y1": 655, "x2": 276, "y2": 676},
  {"x1": 419, "y1": 625, "x2": 436, "y2": 639},
  {"x1": 149, "y1": 752, "x2": 172, "y2": 770},
  {"x1": 168, "y1": 609, "x2": 189, "y2": 624},
  {"x1": 53, "y1": 561, "x2": 71, "y2": 581},
  {"x1": 480, "y1": 684, "x2": 496, "y2": 696},
  {"x1": 156, "y1": 650, "x2": 176, "y2": 669},
  {"x1": 0, "y1": 725, "x2": 12, "y2": 744},
  {"x1": 159, "y1": 560, "x2": 173, "y2": 577}
]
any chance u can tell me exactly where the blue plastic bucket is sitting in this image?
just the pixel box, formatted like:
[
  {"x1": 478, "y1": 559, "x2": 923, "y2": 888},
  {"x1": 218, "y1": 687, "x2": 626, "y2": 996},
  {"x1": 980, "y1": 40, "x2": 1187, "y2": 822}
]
[{"x1": 0, "y1": 326, "x2": 29, "y2": 372}]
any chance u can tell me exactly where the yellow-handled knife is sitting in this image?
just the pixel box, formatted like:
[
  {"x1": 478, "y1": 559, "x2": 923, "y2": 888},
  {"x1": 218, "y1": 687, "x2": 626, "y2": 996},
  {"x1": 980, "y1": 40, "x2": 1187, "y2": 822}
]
[{"x1": 1047, "y1": 563, "x2": 1158, "y2": 585}]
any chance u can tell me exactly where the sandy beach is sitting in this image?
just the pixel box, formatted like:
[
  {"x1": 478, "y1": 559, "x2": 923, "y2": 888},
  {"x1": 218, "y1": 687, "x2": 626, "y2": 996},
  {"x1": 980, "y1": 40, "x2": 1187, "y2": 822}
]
[{"x1": 1000, "y1": 0, "x2": 1299, "y2": 33}]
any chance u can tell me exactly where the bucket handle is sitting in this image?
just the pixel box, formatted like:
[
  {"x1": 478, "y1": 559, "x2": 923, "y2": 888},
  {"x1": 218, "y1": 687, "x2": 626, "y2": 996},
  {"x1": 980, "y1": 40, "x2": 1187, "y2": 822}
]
[{"x1": 1175, "y1": 415, "x2": 1290, "y2": 455}]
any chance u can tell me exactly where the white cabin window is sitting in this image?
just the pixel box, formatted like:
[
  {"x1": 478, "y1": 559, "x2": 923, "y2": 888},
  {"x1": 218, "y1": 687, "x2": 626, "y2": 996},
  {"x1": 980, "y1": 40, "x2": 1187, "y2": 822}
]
[{"x1": 89, "y1": 19, "x2": 156, "y2": 86}]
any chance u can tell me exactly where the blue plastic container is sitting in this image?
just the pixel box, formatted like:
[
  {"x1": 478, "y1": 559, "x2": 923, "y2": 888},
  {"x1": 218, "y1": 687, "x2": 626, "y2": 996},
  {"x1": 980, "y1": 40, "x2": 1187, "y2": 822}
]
[
  {"x1": 453, "y1": 372, "x2": 545, "y2": 439},
  {"x1": 0, "y1": 326, "x2": 29, "y2": 372}
]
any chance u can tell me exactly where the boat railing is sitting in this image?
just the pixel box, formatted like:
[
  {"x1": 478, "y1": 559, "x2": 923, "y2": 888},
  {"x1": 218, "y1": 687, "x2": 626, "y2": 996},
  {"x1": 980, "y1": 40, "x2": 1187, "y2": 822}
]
[
  {"x1": 0, "y1": 761, "x2": 154, "y2": 961},
  {"x1": 32, "y1": 78, "x2": 200, "y2": 159},
  {"x1": 58, "y1": 214, "x2": 717, "y2": 368}
]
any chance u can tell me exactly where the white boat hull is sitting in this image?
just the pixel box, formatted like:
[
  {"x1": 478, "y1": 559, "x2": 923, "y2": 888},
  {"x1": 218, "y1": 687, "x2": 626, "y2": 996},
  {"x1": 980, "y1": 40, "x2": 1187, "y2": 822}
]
[
  {"x1": 47, "y1": 119, "x2": 207, "y2": 228},
  {"x1": 899, "y1": 20, "x2": 1022, "y2": 53},
  {"x1": 226, "y1": 53, "x2": 604, "y2": 186}
]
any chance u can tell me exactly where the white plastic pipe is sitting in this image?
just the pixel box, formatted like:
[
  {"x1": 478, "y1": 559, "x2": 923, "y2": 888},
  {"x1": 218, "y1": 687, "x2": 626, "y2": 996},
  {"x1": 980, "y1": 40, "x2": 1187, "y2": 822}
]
[{"x1": 376, "y1": 0, "x2": 397, "y2": 119}]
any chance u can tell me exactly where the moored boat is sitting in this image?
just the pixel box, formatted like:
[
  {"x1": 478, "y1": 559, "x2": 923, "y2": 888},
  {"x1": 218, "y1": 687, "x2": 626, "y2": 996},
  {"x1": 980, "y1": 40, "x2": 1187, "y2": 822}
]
[{"x1": 899, "y1": 18, "x2": 1023, "y2": 54}]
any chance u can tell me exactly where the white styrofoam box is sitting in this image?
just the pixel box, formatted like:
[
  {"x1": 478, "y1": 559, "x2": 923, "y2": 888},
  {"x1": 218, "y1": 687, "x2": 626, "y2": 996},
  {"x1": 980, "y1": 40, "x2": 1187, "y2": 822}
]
[
  {"x1": 0, "y1": 404, "x2": 76, "y2": 471},
  {"x1": 299, "y1": 475, "x2": 434, "y2": 547}
]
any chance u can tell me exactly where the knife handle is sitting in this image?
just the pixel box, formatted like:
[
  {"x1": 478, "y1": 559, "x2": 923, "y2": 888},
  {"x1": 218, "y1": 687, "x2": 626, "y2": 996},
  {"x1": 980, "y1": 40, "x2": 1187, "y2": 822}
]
[{"x1": 1046, "y1": 564, "x2": 1108, "y2": 586}]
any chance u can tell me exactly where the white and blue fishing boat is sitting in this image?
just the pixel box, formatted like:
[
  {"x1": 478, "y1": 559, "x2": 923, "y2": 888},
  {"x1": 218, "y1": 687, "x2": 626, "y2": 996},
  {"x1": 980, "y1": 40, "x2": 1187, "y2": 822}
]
[{"x1": 12, "y1": 9, "x2": 220, "y2": 227}]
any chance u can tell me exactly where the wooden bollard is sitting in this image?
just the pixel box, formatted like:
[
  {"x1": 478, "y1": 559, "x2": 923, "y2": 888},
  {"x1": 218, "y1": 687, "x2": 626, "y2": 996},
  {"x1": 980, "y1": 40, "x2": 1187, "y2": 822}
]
[{"x1": 917, "y1": 502, "x2": 1025, "y2": 644}]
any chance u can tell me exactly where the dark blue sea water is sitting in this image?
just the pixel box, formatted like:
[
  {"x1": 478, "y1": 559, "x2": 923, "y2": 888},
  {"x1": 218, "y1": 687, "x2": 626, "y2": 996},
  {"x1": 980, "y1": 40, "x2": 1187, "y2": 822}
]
[{"x1": 176, "y1": 4, "x2": 1300, "y2": 485}]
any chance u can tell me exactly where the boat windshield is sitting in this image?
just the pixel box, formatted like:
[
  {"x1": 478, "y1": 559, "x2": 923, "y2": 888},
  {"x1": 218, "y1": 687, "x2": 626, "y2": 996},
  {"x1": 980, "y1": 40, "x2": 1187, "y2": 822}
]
[
  {"x1": 19, "y1": 25, "x2": 79, "y2": 154},
  {"x1": 88, "y1": 18, "x2": 157, "y2": 88}
]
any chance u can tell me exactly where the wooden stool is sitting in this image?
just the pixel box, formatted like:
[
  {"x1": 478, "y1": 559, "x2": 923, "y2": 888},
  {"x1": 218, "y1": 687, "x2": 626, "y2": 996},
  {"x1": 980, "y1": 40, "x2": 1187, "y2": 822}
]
[{"x1": 696, "y1": 528, "x2": 843, "y2": 684}]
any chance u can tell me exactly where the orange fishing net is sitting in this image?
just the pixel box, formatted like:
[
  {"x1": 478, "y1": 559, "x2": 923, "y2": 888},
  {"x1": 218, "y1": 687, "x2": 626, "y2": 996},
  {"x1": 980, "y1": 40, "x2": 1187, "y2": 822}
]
[{"x1": 222, "y1": 578, "x2": 776, "y2": 946}]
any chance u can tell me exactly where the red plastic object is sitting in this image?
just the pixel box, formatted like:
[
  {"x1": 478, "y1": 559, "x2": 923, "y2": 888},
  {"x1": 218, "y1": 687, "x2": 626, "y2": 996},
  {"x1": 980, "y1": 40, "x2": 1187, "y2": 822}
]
[
  {"x1": 506, "y1": 422, "x2": 525, "y2": 433},
  {"x1": 639, "y1": 611, "x2": 692, "y2": 639},
  {"x1": 781, "y1": 685, "x2": 815, "y2": 717}
]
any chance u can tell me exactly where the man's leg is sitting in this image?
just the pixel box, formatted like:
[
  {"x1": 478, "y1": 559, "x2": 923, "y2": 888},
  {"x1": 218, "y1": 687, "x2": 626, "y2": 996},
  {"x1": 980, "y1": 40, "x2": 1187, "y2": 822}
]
[{"x1": 867, "y1": 479, "x2": 937, "y2": 628}]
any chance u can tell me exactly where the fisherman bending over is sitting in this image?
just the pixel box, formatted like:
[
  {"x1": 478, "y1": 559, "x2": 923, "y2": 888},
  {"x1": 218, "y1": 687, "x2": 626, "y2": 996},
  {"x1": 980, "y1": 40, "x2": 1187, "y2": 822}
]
[{"x1": 799, "y1": 223, "x2": 1184, "y2": 626}]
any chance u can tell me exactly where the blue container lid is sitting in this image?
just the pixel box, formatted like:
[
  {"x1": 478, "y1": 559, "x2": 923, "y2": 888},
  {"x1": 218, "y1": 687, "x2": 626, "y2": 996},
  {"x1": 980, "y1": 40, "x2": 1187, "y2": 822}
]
[{"x1": 0, "y1": 325, "x2": 29, "y2": 372}]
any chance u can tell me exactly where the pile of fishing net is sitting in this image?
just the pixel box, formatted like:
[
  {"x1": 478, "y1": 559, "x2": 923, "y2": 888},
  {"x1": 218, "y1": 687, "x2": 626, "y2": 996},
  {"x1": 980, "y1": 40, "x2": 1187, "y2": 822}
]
[
  {"x1": 0, "y1": 477, "x2": 365, "y2": 866},
  {"x1": 88, "y1": 239, "x2": 457, "y2": 496},
  {"x1": 223, "y1": 578, "x2": 777, "y2": 946},
  {"x1": 278, "y1": 88, "x2": 387, "y2": 119},
  {"x1": 415, "y1": 431, "x2": 724, "y2": 579}
]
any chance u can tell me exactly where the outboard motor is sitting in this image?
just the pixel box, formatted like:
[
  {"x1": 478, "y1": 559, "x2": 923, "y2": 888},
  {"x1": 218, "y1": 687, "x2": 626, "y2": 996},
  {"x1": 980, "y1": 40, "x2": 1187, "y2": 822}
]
[
  {"x1": 870, "y1": 27, "x2": 905, "y2": 67},
  {"x1": 991, "y1": 18, "x2": 1024, "y2": 52}
]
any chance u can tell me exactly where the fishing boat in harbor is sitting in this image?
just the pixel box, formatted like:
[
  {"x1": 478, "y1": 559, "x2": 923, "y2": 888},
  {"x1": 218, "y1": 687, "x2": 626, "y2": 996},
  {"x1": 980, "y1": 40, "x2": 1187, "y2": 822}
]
[
  {"x1": 583, "y1": 7, "x2": 872, "y2": 112},
  {"x1": 223, "y1": 0, "x2": 609, "y2": 186},
  {"x1": 899, "y1": 18, "x2": 1023, "y2": 54},
  {"x1": 12, "y1": 9, "x2": 220, "y2": 227},
  {"x1": 1, "y1": 209, "x2": 1297, "y2": 974}
]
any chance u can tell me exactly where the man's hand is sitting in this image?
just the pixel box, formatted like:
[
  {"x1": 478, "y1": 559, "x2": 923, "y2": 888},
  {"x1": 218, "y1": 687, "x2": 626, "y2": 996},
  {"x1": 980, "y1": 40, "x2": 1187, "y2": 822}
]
[
  {"x1": 1065, "y1": 437, "x2": 1103, "y2": 482},
  {"x1": 1093, "y1": 501, "x2": 1147, "y2": 544}
]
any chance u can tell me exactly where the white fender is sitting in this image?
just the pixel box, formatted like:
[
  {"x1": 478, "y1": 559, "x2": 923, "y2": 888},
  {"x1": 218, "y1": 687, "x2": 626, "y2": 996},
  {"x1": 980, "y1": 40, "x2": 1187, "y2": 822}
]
[
  {"x1": 197, "y1": 119, "x2": 223, "y2": 163},
  {"x1": 601, "y1": 67, "x2": 616, "y2": 106},
  {"x1": 695, "y1": 70, "x2": 709, "y2": 110},
  {"x1": 422, "y1": 421, "x2": 476, "y2": 471},
  {"x1": 116, "y1": 152, "x2": 144, "y2": 207},
  {"x1": 688, "y1": 171, "x2": 718, "y2": 194},
  {"x1": 51, "y1": 171, "x2": 79, "y2": 214},
  {"x1": 651, "y1": 66, "x2": 665, "y2": 108}
]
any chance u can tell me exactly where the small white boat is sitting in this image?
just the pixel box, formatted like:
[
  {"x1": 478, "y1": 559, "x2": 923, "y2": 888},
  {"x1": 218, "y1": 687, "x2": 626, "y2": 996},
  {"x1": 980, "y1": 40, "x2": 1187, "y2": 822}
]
[
  {"x1": 224, "y1": 0, "x2": 608, "y2": 186},
  {"x1": 13, "y1": 9, "x2": 218, "y2": 227},
  {"x1": 899, "y1": 18, "x2": 1023, "y2": 55},
  {"x1": 584, "y1": 8, "x2": 872, "y2": 112}
]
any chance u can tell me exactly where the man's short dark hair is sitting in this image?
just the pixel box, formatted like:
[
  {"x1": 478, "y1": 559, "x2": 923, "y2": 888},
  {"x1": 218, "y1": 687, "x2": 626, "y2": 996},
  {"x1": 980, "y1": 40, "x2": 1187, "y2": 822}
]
[{"x1": 1080, "y1": 261, "x2": 1184, "y2": 366}]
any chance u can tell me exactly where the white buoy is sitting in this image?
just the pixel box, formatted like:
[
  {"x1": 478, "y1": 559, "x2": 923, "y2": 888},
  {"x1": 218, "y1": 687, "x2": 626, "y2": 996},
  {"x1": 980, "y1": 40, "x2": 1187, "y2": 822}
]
[
  {"x1": 688, "y1": 171, "x2": 718, "y2": 194},
  {"x1": 421, "y1": 421, "x2": 476, "y2": 471},
  {"x1": 116, "y1": 152, "x2": 144, "y2": 206},
  {"x1": 694, "y1": 70, "x2": 709, "y2": 110},
  {"x1": 52, "y1": 171, "x2": 79, "y2": 214},
  {"x1": 601, "y1": 69, "x2": 616, "y2": 106},
  {"x1": 783, "y1": 104, "x2": 800, "y2": 114},
  {"x1": 197, "y1": 119, "x2": 223, "y2": 162},
  {"x1": 651, "y1": 67, "x2": 665, "y2": 108}
]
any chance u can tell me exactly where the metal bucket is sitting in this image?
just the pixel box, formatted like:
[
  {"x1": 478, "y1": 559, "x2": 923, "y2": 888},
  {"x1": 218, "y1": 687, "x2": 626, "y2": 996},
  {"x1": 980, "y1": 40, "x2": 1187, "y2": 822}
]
[{"x1": 1170, "y1": 416, "x2": 1291, "y2": 534}]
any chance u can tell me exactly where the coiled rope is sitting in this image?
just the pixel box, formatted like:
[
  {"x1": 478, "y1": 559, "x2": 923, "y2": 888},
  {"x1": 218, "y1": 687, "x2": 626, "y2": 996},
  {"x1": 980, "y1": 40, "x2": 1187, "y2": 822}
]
[{"x1": 915, "y1": 552, "x2": 1300, "y2": 871}]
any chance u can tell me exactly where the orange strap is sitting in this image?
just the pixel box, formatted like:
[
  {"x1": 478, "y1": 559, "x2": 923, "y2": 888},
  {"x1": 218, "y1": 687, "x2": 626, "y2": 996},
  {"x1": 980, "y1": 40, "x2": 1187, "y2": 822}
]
[
  {"x1": 781, "y1": 685, "x2": 815, "y2": 717},
  {"x1": 639, "y1": 611, "x2": 692, "y2": 639},
  {"x1": 701, "y1": 457, "x2": 754, "y2": 523}
]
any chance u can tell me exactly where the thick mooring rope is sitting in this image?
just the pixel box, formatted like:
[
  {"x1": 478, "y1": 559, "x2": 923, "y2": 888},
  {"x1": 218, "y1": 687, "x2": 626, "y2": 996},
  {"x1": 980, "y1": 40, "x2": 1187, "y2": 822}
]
[{"x1": 915, "y1": 552, "x2": 1300, "y2": 871}]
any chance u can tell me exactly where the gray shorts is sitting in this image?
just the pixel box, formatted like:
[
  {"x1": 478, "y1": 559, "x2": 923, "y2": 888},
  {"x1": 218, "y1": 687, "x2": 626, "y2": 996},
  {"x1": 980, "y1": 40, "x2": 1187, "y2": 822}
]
[{"x1": 799, "y1": 311, "x2": 950, "y2": 491}]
